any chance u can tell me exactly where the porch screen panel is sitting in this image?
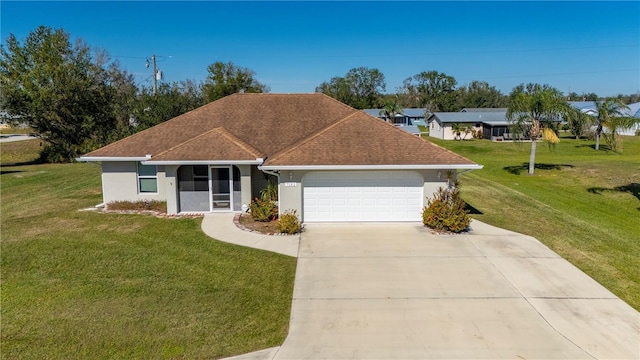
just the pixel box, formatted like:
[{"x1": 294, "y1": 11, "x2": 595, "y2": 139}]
[{"x1": 178, "y1": 165, "x2": 209, "y2": 212}]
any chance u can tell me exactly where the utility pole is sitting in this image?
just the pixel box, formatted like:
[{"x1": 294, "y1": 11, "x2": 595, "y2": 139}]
[
  {"x1": 145, "y1": 54, "x2": 158, "y2": 95},
  {"x1": 151, "y1": 54, "x2": 157, "y2": 96}
]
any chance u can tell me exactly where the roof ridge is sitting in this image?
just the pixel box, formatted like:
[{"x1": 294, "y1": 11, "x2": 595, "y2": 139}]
[
  {"x1": 266, "y1": 111, "x2": 361, "y2": 163},
  {"x1": 215, "y1": 127, "x2": 264, "y2": 158}
]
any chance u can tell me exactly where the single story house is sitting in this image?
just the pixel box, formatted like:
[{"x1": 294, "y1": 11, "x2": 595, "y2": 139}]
[
  {"x1": 569, "y1": 101, "x2": 640, "y2": 136},
  {"x1": 362, "y1": 108, "x2": 428, "y2": 136},
  {"x1": 427, "y1": 110, "x2": 509, "y2": 140},
  {"x1": 79, "y1": 94, "x2": 482, "y2": 222}
]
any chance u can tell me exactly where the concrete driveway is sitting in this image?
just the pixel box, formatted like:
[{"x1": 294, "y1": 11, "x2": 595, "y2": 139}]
[{"x1": 272, "y1": 221, "x2": 639, "y2": 359}]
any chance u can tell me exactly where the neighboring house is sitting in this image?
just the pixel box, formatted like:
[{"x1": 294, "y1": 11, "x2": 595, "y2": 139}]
[
  {"x1": 427, "y1": 110, "x2": 508, "y2": 140},
  {"x1": 362, "y1": 108, "x2": 428, "y2": 136},
  {"x1": 568, "y1": 101, "x2": 640, "y2": 136},
  {"x1": 79, "y1": 93, "x2": 482, "y2": 222}
]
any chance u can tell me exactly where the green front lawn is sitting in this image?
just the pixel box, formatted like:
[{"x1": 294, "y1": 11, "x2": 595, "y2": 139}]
[
  {"x1": 1, "y1": 143, "x2": 296, "y2": 359},
  {"x1": 432, "y1": 134, "x2": 640, "y2": 310}
]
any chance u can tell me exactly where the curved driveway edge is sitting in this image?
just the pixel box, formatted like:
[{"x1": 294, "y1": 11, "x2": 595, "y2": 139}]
[{"x1": 201, "y1": 213, "x2": 299, "y2": 257}]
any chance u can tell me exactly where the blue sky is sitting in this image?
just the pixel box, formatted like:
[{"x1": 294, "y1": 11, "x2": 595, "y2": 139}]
[{"x1": 2, "y1": 1, "x2": 639, "y2": 97}]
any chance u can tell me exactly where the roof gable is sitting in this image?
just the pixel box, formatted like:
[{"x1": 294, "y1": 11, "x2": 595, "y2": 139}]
[
  {"x1": 150, "y1": 127, "x2": 264, "y2": 162},
  {"x1": 264, "y1": 111, "x2": 476, "y2": 167}
]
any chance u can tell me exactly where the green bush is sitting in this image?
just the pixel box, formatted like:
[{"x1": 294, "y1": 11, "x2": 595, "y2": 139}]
[
  {"x1": 276, "y1": 210, "x2": 301, "y2": 234},
  {"x1": 107, "y1": 200, "x2": 167, "y2": 213},
  {"x1": 260, "y1": 181, "x2": 278, "y2": 202},
  {"x1": 422, "y1": 182, "x2": 470, "y2": 233},
  {"x1": 249, "y1": 198, "x2": 278, "y2": 222}
]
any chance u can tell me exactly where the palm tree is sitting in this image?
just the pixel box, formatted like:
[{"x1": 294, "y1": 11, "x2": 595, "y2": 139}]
[
  {"x1": 451, "y1": 123, "x2": 463, "y2": 140},
  {"x1": 565, "y1": 107, "x2": 591, "y2": 139},
  {"x1": 594, "y1": 98, "x2": 630, "y2": 151},
  {"x1": 601, "y1": 115, "x2": 638, "y2": 153},
  {"x1": 506, "y1": 84, "x2": 569, "y2": 175},
  {"x1": 379, "y1": 97, "x2": 403, "y2": 124}
]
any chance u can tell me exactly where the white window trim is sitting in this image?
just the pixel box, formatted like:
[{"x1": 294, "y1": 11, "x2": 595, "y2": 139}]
[{"x1": 137, "y1": 162, "x2": 158, "y2": 194}]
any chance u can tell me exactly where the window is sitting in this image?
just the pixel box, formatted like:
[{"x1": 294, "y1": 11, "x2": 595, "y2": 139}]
[{"x1": 137, "y1": 162, "x2": 158, "y2": 193}]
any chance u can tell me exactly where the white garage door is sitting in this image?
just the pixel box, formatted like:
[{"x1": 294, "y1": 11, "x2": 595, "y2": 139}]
[{"x1": 303, "y1": 171, "x2": 424, "y2": 222}]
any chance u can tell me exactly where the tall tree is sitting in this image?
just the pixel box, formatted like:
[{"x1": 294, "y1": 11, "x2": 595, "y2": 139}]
[
  {"x1": 316, "y1": 67, "x2": 385, "y2": 109},
  {"x1": 0, "y1": 26, "x2": 122, "y2": 162},
  {"x1": 400, "y1": 71, "x2": 458, "y2": 112},
  {"x1": 130, "y1": 80, "x2": 205, "y2": 132},
  {"x1": 316, "y1": 76, "x2": 354, "y2": 106},
  {"x1": 202, "y1": 61, "x2": 268, "y2": 103},
  {"x1": 506, "y1": 83, "x2": 570, "y2": 175},
  {"x1": 455, "y1": 80, "x2": 507, "y2": 109},
  {"x1": 567, "y1": 92, "x2": 598, "y2": 101}
]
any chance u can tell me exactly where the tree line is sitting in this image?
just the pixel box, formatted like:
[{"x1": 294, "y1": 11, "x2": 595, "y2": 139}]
[{"x1": 1, "y1": 26, "x2": 638, "y2": 162}]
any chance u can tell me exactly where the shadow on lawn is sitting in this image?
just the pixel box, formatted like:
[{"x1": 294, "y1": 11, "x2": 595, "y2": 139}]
[
  {"x1": 503, "y1": 163, "x2": 574, "y2": 175},
  {"x1": 0, "y1": 159, "x2": 43, "y2": 169},
  {"x1": 464, "y1": 202, "x2": 483, "y2": 215},
  {"x1": 588, "y1": 183, "x2": 640, "y2": 211}
]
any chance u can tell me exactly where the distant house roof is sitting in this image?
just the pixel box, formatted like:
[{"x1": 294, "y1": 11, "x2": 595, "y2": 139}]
[
  {"x1": 429, "y1": 111, "x2": 508, "y2": 124},
  {"x1": 402, "y1": 108, "x2": 428, "y2": 117},
  {"x1": 82, "y1": 93, "x2": 479, "y2": 169},
  {"x1": 461, "y1": 108, "x2": 507, "y2": 112},
  {"x1": 627, "y1": 102, "x2": 640, "y2": 118}
]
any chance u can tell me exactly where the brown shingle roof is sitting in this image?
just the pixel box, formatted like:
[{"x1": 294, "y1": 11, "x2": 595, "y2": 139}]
[
  {"x1": 82, "y1": 93, "x2": 479, "y2": 168},
  {"x1": 150, "y1": 127, "x2": 264, "y2": 161},
  {"x1": 83, "y1": 93, "x2": 357, "y2": 159},
  {"x1": 264, "y1": 111, "x2": 477, "y2": 166}
]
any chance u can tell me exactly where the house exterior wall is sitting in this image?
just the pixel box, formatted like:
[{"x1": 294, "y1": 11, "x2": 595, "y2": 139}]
[
  {"x1": 237, "y1": 165, "x2": 253, "y2": 209},
  {"x1": 165, "y1": 165, "x2": 179, "y2": 214},
  {"x1": 277, "y1": 169, "x2": 451, "y2": 223},
  {"x1": 434, "y1": 122, "x2": 483, "y2": 140},
  {"x1": 101, "y1": 163, "x2": 253, "y2": 215},
  {"x1": 101, "y1": 161, "x2": 167, "y2": 204},
  {"x1": 429, "y1": 120, "x2": 444, "y2": 139}
]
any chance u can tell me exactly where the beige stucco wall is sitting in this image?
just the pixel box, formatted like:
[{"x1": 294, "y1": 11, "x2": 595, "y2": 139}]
[
  {"x1": 101, "y1": 163, "x2": 254, "y2": 215},
  {"x1": 442, "y1": 123, "x2": 482, "y2": 140},
  {"x1": 237, "y1": 165, "x2": 253, "y2": 209},
  {"x1": 164, "y1": 165, "x2": 178, "y2": 214},
  {"x1": 101, "y1": 161, "x2": 167, "y2": 204},
  {"x1": 278, "y1": 170, "x2": 304, "y2": 219}
]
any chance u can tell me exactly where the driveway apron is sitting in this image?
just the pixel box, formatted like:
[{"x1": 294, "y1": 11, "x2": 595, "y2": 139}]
[{"x1": 273, "y1": 222, "x2": 639, "y2": 360}]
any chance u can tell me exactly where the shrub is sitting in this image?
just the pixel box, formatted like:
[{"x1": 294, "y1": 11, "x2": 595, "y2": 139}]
[
  {"x1": 472, "y1": 129, "x2": 484, "y2": 139},
  {"x1": 276, "y1": 210, "x2": 301, "y2": 234},
  {"x1": 260, "y1": 181, "x2": 278, "y2": 202},
  {"x1": 107, "y1": 200, "x2": 167, "y2": 213},
  {"x1": 422, "y1": 182, "x2": 470, "y2": 233},
  {"x1": 249, "y1": 197, "x2": 278, "y2": 222}
]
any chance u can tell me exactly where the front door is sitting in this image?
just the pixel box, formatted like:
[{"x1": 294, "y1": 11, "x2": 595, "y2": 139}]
[{"x1": 210, "y1": 166, "x2": 232, "y2": 211}]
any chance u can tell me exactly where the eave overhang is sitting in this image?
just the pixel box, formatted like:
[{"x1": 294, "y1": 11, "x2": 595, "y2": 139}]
[
  {"x1": 76, "y1": 155, "x2": 152, "y2": 162},
  {"x1": 143, "y1": 159, "x2": 264, "y2": 166},
  {"x1": 259, "y1": 164, "x2": 483, "y2": 171}
]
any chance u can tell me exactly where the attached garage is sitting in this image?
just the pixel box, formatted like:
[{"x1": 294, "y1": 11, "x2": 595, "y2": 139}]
[{"x1": 302, "y1": 171, "x2": 424, "y2": 222}]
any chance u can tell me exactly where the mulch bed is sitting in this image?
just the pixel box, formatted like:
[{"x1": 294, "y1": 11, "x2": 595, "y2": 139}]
[{"x1": 235, "y1": 213, "x2": 280, "y2": 235}]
